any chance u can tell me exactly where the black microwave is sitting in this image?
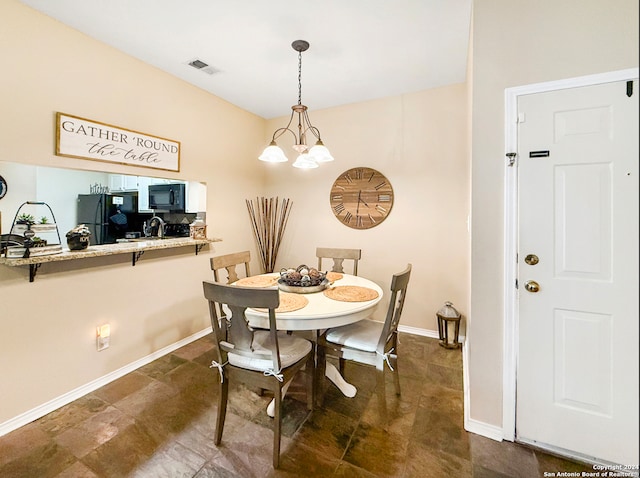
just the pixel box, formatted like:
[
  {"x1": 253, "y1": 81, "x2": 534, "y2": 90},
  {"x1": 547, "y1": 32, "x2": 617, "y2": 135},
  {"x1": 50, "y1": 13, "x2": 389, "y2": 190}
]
[{"x1": 148, "y1": 183, "x2": 186, "y2": 212}]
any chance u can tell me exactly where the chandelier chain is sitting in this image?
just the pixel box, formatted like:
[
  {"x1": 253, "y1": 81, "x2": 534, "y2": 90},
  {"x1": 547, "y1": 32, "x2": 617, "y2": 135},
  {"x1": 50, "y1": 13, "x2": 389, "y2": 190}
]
[{"x1": 297, "y1": 50, "x2": 303, "y2": 106}]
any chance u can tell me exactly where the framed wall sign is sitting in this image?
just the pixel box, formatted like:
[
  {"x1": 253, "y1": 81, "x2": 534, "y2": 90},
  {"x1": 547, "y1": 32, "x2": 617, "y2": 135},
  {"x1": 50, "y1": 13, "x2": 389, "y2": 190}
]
[{"x1": 56, "y1": 112, "x2": 181, "y2": 172}]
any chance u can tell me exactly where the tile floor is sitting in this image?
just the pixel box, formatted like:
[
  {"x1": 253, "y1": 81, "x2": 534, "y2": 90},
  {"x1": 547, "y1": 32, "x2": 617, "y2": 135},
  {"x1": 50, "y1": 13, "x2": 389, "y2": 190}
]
[{"x1": 0, "y1": 333, "x2": 597, "y2": 477}]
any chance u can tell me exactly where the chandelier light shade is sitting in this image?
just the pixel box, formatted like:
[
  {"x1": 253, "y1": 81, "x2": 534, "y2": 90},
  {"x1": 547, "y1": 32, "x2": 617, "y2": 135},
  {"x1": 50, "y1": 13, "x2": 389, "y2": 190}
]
[{"x1": 259, "y1": 40, "x2": 334, "y2": 168}]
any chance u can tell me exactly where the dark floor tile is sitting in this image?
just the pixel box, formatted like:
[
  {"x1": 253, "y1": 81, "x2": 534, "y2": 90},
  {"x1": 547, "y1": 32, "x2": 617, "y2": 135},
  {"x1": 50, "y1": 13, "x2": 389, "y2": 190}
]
[
  {"x1": 343, "y1": 422, "x2": 409, "y2": 478},
  {"x1": 472, "y1": 464, "x2": 515, "y2": 478},
  {"x1": 425, "y1": 362, "x2": 463, "y2": 390},
  {"x1": 135, "y1": 388, "x2": 213, "y2": 444},
  {"x1": 424, "y1": 338, "x2": 464, "y2": 369},
  {"x1": 290, "y1": 407, "x2": 358, "y2": 460},
  {"x1": 0, "y1": 441, "x2": 76, "y2": 478},
  {"x1": 221, "y1": 382, "x2": 272, "y2": 422},
  {"x1": 198, "y1": 419, "x2": 294, "y2": 477},
  {"x1": 130, "y1": 439, "x2": 208, "y2": 477},
  {"x1": 468, "y1": 433, "x2": 538, "y2": 478},
  {"x1": 319, "y1": 377, "x2": 372, "y2": 421},
  {"x1": 405, "y1": 440, "x2": 473, "y2": 478},
  {"x1": 80, "y1": 422, "x2": 159, "y2": 477},
  {"x1": 267, "y1": 442, "x2": 341, "y2": 477},
  {"x1": 251, "y1": 394, "x2": 311, "y2": 438},
  {"x1": 36, "y1": 395, "x2": 109, "y2": 436},
  {"x1": 411, "y1": 405, "x2": 470, "y2": 460},
  {"x1": 0, "y1": 422, "x2": 51, "y2": 467},
  {"x1": 171, "y1": 405, "x2": 220, "y2": 461},
  {"x1": 54, "y1": 461, "x2": 100, "y2": 477},
  {"x1": 357, "y1": 372, "x2": 423, "y2": 435},
  {"x1": 534, "y1": 449, "x2": 596, "y2": 475},
  {"x1": 174, "y1": 335, "x2": 216, "y2": 362},
  {"x1": 53, "y1": 405, "x2": 134, "y2": 458},
  {"x1": 137, "y1": 353, "x2": 187, "y2": 379},
  {"x1": 161, "y1": 360, "x2": 218, "y2": 399},
  {"x1": 333, "y1": 461, "x2": 379, "y2": 477},
  {"x1": 395, "y1": 334, "x2": 431, "y2": 380},
  {"x1": 419, "y1": 383, "x2": 465, "y2": 416},
  {"x1": 112, "y1": 378, "x2": 179, "y2": 417},
  {"x1": 92, "y1": 371, "x2": 153, "y2": 404}
]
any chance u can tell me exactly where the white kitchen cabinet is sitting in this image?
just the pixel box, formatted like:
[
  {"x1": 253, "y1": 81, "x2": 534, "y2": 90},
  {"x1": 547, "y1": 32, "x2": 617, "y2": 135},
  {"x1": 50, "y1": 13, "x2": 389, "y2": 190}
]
[
  {"x1": 136, "y1": 176, "x2": 152, "y2": 212},
  {"x1": 109, "y1": 174, "x2": 138, "y2": 192},
  {"x1": 186, "y1": 181, "x2": 206, "y2": 213}
]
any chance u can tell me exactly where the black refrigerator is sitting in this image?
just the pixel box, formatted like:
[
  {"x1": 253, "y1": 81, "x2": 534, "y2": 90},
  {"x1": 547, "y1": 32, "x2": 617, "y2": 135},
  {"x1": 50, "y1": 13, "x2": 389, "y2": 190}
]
[{"x1": 77, "y1": 193, "x2": 138, "y2": 245}]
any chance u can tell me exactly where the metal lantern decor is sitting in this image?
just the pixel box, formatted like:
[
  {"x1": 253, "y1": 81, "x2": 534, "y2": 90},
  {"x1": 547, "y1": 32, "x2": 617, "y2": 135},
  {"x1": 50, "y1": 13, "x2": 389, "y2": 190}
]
[{"x1": 436, "y1": 301, "x2": 462, "y2": 349}]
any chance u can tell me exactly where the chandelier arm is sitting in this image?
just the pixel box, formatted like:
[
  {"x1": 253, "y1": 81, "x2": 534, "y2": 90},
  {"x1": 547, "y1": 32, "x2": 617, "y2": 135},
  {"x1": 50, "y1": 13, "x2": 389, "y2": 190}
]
[
  {"x1": 271, "y1": 126, "x2": 299, "y2": 144},
  {"x1": 271, "y1": 110, "x2": 298, "y2": 142},
  {"x1": 301, "y1": 110, "x2": 322, "y2": 141}
]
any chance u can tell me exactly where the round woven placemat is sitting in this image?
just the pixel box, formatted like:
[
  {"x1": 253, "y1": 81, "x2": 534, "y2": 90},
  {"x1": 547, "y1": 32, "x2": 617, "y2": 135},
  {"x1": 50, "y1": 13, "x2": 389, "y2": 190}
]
[
  {"x1": 323, "y1": 285, "x2": 379, "y2": 302},
  {"x1": 234, "y1": 275, "x2": 278, "y2": 288},
  {"x1": 253, "y1": 292, "x2": 309, "y2": 313},
  {"x1": 326, "y1": 271, "x2": 344, "y2": 283}
]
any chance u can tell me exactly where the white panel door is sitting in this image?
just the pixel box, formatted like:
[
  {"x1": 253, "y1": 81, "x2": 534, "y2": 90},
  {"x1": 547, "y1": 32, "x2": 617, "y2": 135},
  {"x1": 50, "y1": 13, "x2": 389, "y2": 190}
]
[{"x1": 516, "y1": 80, "x2": 639, "y2": 464}]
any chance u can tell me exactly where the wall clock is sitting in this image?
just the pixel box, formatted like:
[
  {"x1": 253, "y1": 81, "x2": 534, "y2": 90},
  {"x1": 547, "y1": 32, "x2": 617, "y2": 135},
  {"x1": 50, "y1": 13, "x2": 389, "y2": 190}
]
[
  {"x1": 329, "y1": 167, "x2": 394, "y2": 229},
  {"x1": 0, "y1": 174, "x2": 7, "y2": 200}
]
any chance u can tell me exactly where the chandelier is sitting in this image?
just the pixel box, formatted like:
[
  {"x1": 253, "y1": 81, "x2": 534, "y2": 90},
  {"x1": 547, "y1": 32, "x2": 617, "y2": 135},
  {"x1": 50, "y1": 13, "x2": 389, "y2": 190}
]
[{"x1": 258, "y1": 40, "x2": 334, "y2": 169}]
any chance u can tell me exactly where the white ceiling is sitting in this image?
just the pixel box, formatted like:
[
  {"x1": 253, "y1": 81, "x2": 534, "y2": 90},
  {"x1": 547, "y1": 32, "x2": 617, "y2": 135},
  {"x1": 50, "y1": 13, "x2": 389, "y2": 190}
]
[{"x1": 19, "y1": 0, "x2": 472, "y2": 119}]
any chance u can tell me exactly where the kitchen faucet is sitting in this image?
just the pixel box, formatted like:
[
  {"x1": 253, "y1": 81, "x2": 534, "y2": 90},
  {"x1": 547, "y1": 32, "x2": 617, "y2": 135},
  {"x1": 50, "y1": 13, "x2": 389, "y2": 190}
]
[{"x1": 147, "y1": 216, "x2": 166, "y2": 238}]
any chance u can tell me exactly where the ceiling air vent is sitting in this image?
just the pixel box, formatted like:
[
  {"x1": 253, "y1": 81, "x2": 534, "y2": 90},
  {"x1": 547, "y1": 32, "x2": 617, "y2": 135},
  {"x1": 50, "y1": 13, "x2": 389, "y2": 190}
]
[{"x1": 187, "y1": 59, "x2": 218, "y2": 75}]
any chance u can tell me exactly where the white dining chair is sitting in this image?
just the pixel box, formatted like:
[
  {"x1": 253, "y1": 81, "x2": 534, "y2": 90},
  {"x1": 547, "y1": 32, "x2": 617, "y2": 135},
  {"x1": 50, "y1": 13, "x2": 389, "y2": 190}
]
[
  {"x1": 316, "y1": 247, "x2": 361, "y2": 276},
  {"x1": 316, "y1": 264, "x2": 412, "y2": 427},
  {"x1": 203, "y1": 280, "x2": 315, "y2": 468}
]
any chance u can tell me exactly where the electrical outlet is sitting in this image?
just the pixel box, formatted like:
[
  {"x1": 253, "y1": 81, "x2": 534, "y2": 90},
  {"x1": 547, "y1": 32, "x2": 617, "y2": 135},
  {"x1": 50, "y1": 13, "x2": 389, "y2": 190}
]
[{"x1": 96, "y1": 324, "x2": 110, "y2": 351}]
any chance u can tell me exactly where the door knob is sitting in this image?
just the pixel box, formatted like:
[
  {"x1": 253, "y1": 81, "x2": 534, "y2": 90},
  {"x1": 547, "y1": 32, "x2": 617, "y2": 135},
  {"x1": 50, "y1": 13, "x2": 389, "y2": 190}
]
[
  {"x1": 524, "y1": 254, "x2": 539, "y2": 265},
  {"x1": 524, "y1": 280, "x2": 540, "y2": 293}
]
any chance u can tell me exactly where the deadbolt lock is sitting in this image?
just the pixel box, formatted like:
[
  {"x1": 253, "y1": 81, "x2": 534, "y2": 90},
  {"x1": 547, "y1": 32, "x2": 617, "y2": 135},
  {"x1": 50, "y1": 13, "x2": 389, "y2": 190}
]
[
  {"x1": 524, "y1": 280, "x2": 540, "y2": 293},
  {"x1": 524, "y1": 254, "x2": 539, "y2": 265}
]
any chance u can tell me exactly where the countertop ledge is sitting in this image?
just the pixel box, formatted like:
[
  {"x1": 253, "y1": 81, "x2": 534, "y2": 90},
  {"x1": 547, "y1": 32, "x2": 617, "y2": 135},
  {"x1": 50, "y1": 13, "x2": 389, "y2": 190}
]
[{"x1": 0, "y1": 237, "x2": 221, "y2": 266}]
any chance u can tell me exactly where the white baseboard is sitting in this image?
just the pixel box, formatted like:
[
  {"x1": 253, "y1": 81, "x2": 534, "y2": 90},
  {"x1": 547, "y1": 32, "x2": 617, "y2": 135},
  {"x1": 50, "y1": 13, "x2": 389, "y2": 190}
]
[
  {"x1": 0, "y1": 327, "x2": 213, "y2": 438},
  {"x1": 398, "y1": 324, "x2": 466, "y2": 343},
  {"x1": 398, "y1": 324, "x2": 439, "y2": 339}
]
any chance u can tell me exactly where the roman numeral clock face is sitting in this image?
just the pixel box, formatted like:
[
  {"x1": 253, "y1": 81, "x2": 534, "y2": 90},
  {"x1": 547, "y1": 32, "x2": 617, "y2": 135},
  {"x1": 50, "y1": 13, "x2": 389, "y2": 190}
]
[{"x1": 330, "y1": 167, "x2": 394, "y2": 229}]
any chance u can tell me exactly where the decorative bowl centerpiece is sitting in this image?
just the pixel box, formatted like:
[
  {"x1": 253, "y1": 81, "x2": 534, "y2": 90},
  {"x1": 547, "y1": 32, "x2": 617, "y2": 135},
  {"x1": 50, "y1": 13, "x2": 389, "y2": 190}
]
[{"x1": 279, "y1": 264, "x2": 329, "y2": 294}]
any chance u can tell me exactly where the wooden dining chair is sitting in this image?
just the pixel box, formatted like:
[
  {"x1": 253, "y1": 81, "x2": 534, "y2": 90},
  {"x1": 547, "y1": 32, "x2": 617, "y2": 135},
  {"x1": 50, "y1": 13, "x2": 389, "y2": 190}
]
[
  {"x1": 316, "y1": 247, "x2": 361, "y2": 276},
  {"x1": 210, "y1": 250, "x2": 251, "y2": 284},
  {"x1": 316, "y1": 264, "x2": 412, "y2": 427},
  {"x1": 203, "y1": 280, "x2": 315, "y2": 468}
]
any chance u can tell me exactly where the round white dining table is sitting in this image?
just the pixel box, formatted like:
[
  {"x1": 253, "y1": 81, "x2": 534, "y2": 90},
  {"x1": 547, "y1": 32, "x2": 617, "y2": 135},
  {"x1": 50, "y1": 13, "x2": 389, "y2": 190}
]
[
  {"x1": 237, "y1": 273, "x2": 384, "y2": 414},
  {"x1": 243, "y1": 273, "x2": 384, "y2": 331}
]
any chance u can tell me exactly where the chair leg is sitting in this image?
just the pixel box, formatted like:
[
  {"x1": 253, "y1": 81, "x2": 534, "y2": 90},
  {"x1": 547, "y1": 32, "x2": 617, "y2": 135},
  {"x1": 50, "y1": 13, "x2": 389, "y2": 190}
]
[
  {"x1": 390, "y1": 355, "x2": 401, "y2": 396},
  {"x1": 316, "y1": 346, "x2": 327, "y2": 407},
  {"x1": 215, "y1": 379, "x2": 229, "y2": 445},
  {"x1": 375, "y1": 368, "x2": 389, "y2": 430},
  {"x1": 306, "y1": 354, "x2": 315, "y2": 411},
  {"x1": 273, "y1": 386, "x2": 282, "y2": 468}
]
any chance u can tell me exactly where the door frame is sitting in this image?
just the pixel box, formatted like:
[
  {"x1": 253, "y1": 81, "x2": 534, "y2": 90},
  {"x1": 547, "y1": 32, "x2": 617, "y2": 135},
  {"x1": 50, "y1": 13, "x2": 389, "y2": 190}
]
[{"x1": 502, "y1": 68, "x2": 639, "y2": 443}]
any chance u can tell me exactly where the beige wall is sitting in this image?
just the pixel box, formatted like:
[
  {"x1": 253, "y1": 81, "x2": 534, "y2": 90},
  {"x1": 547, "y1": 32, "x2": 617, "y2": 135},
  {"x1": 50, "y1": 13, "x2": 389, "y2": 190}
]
[
  {"x1": 0, "y1": 0, "x2": 470, "y2": 428},
  {"x1": 0, "y1": 1, "x2": 265, "y2": 423},
  {"x1": 261, "y1": 88, "x2": 470, "y2": 330},
  {"x1": 469, "y1": 0, "x2": 639, "y2": 427}
]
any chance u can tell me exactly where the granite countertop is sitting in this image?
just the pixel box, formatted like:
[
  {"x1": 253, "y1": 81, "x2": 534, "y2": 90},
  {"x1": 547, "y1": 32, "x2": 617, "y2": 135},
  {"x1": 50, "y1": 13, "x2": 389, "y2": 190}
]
[{"x1": 0, "y1": 236, "x2": 221, "y2": 266}]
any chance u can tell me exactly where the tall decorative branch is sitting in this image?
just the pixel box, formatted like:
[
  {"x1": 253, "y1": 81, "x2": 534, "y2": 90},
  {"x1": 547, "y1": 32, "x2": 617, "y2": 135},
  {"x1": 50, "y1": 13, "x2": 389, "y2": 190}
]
[{"x1": 246, "y1": 197, "x2": 293, "y2": 273}]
